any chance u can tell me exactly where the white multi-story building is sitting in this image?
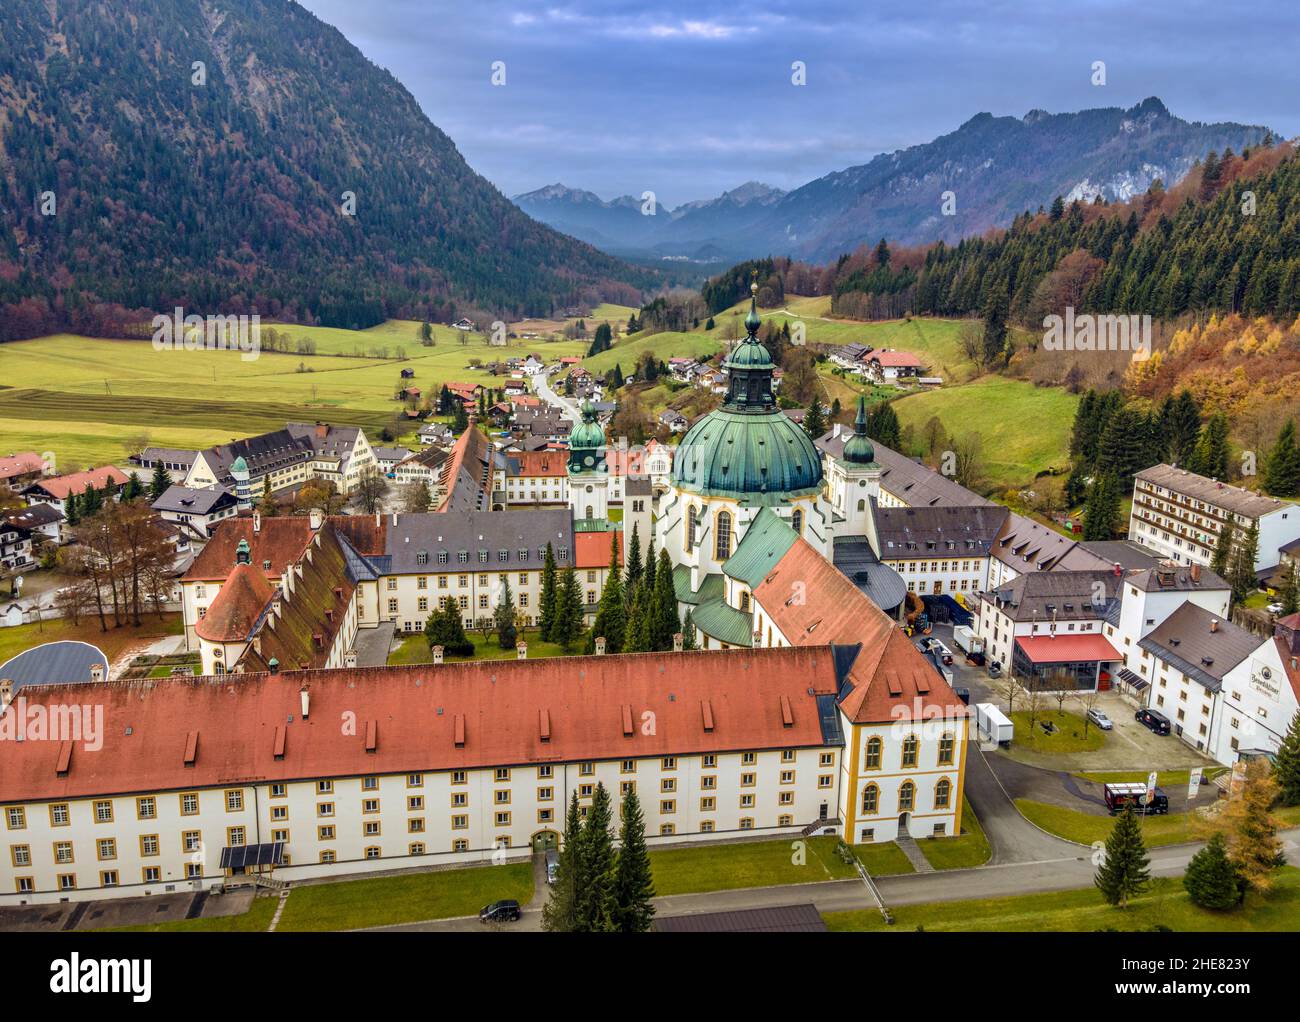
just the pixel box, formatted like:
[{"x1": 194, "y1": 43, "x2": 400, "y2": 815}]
[{"x1": 1129, "y1": 464, "x2": 1300, "y2": 574}]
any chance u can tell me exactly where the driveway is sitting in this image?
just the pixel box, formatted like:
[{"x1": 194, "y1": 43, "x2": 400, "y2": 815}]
[
  {"x1": 352, "y1": 621, "x2": 396, "y2": 667},
  {"x1": 533, "y1": 368, "x2": 581, "y2": 421}
]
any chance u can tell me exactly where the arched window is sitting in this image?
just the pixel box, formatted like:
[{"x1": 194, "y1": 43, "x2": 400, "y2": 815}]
[
  {"x1": 934, "y1": 778, "x2": 951, "y2": 809},
  {"x1": 686, "y1": 505, "x2": 698, "y2": 549},
  {"x1": 899, "y1": 781, "x2": 915, "y2": 812},
  {"x1": 865, "y1": 736, "x2": 882, "y2": 770},
  {"x1": 715, "y1": 510, "x2": 732, "y2": 560},
  {"x1": 861, "y1": 784, "x2": 879, "y2": 815},
  {"x1": 939, "y1": 732, "x2": 955, "y2": 765},
  {"x1": 739, "y1": 590, "x2": 751, "y2": 612},
  {"x1": 585, "y1": 504, "x2": 593, "y2": 518},
  {"x1": 791, "y1": 509, "x2": 803, "y2": 534},
  {"x1": 857, "y1": 499, "x2": 866, "y2": 512},
  {"x1": 901, "y1": 734, "x2": 918, "y2": 768}
]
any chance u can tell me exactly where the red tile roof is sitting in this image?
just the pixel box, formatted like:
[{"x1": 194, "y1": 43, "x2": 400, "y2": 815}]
[
  {"x1": 1015, "y1": 634, "x2": 1123, "y2": 664},
  {"x1": 0, "y1": 647, "x2": 838, "y2": 802},
  {"x1": 1274, "y1": 637, "x2": 1300, "y2": 705},
  {"x1": 0, "y1": 452, "x2": 44, "y2": 481},
  {"x1": 755, "y1": 538, "x2": 967, "y2": 724},
  {"x1": 575, "y1": 530, "x2": 623, "y2": 569},
  {"x1": 195, "y1": 563, "x2": 274, "y2": 643},
  {"x1": 183, "y1": 517, "x2": 316, "y2": 582},
  {"x1": 27, "y1": 466, "x2": 129, "y2": 499},
  {"x1": 869, "y1": 350, "x2": 926, "y2": 368},
  {"x1": 512, "y1": 452, "x2": 566, "y2": 477}
]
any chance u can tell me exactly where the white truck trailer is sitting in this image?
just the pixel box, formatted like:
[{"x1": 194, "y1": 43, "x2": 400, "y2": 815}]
[
  {"x1": 975, "y1": 702, "x2": 1014, "y2": 746},
  {"x1": 952, "y1": 625, "x2": 984, "y2": 655}
]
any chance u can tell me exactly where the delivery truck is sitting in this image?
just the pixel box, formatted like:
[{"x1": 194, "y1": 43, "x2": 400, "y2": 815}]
[
  {"x1": 975, "y1": 702, "x2": 1014, "y2": 746},
  {"x1": 951, "y1": 625, "x2": 984, "y2": 656}
]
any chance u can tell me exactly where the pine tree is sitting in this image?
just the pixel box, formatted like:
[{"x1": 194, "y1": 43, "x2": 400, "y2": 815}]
[
  {"x1": 1094, "y1": 805, "x2": 1152, "y2": 908},
  {"x1": 1227, "y1": 520, "x2": 1259, "y2": 603},
  {"x1": 587, "y1": 534, "x2": 626, "y2": 653},
  {"x1": 123, "y1": 471, "x2": 144, "y2": 501},
  {"x1": 1082, "y1": 473, "x2": 1122, "y2": 540},
  {"x1": 624, "y1": 578, "x2": 653, "y2": 653},
  {"x1": 803, "y1": 398, "x2": 826, "y2": 440},
  {"x1": 576, "y1": 783, "x2": 616, "y2": 932},
  {"x1": 494, "y1": 578, "x2": 517, "y2": 650},
  {"x1": 64, "y1": 491, "x2": 80, "y2": 527},
  {"x1": 1189, "y1": 413, "x2": 1230, "y2": 479},
  {"x1": 259, "y1": 476, "x2": 277, "y2": 518},
  {"x1": 652, "y1": 547, "x2": 680, "y2": 651},
  {"x1": 538, "y1": 543, "x2": 558, "y2": 641},
  {"x1": 624, "y1": 522, "x2": 643, "y2": 600},
  {"x1": 680, "y1": 615, "x2": 698, "y2": 650},
  {"x1": 1274, "y1": 711, "x2": 1300, "y2": 807},
  {"x1": 867, "y1": 401, "x2": 901, "y2": 449},
  {"x1": 1278, "y1": 562, "x2": 1300, "y2": 616},
  {"x1": 424, "y1": 600, "x2": 474, "y2": 657},
  {"x1": 610, "y1": 789, "x2": 656, "y2": 932},
  {"x1": 552, "y1": 567, "x2": 585, "y2": 651},
  {"x1": 1263, "y1": 419, "x2": 1300, "y2": 497},
  {"x1": 148, "y1": 462, "x2": 173, "y2": 501},
  {"x1": 1220, "y1": 758, "x2": 1284, "y2": 892},
  {"x1": 643, "y1": 539, "x2": 657, "y2": 594},
  {"x1": 542, "y1": 793, "x2": 582, "y2": 932},
  {"x1": 1168, "y1": 390, "x2": 1201, "y2": 465},
  {"x1": 1211, "y1": 517, "x2": 1236, "y2": 578},
  {"x1": 1183, "y1": 832, "x2": 1245, "y2": 910}
]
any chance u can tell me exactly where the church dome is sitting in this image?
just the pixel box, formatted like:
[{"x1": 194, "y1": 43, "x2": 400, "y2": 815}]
[
  {"x1": 842, "y1": 396, "x2": 878, "y2": 466},
  {"x1": 724, "y1": 335, "x2": 775, "y2": 370},
  {"x1": 568, "y1": 401, "x2": 606, "y2": 473},
  {"x1": 671, "y1": 408, "x2": 824, "y2": 499}
]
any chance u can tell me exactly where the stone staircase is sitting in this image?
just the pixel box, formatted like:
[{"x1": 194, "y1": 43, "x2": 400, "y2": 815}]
[{"x1": 894, "y1": 831, "x2": 935, "y2": 873}]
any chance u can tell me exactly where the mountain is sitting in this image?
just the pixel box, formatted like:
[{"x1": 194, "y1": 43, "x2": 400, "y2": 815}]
[
  {"x1": 516, "y1": 99, "x2": 1273, "y2": 266},
  {"x1": 0, "y1": 0, "x2": 652, "y2": 339},
  {"x1": 513, "y1": 180, "x2": 785, "y2": 263}
]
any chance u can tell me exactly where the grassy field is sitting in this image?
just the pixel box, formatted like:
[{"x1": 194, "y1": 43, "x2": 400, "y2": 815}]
[
  {"x1": 1010, "y1": 709, "x2": 1108, "y2": 754},
  {"x1": 824, "y1": 869, "x2": 1300, "y2": 931},
  {"x1": 851, "y1": 841, "x2": 916, "y2": 877},
  {"x1": 99, "y1": 895, "x2": 280, "y2": 933},
  {"x1": 1, "y1": 328, "x2": 589, "y2": 467},
  {"x1": 648, "y1": 836, "x2": 862, "y2": 896},
  {"x1": 387, "y1": 629, "x2": 572, "y2": 666},
  {"x1": 276, "y1": 862, "x2": 534, "y2": 931},
  {"x1": 1072, "y1": 769, "x2": 1221, "y2": 786},
  {"x1": 581, "y1": 329, "x2": 723, "y2": 377},
  {"x1": 1018, "y1": 800, "x2": 1300, "y2": 848},
  {"x1": 893, "y1": 376, "x2": 1080, "y2": 491},
  {"x1": 0, "y1": 614, "x2": 182, "y2": 667},
  {"x1": 918, "y1": 802, "x2": 992, "y2": 870}
]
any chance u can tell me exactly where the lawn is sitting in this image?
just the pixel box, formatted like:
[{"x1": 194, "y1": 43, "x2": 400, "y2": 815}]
[
  {"x1": 387, "y1": 629, "x2": 572, "y2": 666},
  {"x1": 823, "y1": 869, "x2": 1300, "y2": 932},
  {"x1": 918, "y1": 801, "x2": 991, "y2": 870},
  {"x1": 582, "y1": 329, "x2": 722, "y2": 377},
  {"x1": 1072, "y1": 769, "x2": 1219, "y2": 786},
  {"x1": 1018, "y1": 800, "x2": 1300, "y2": 848},
  {"x1": 1010, "y1": 709, "x2": 1108, "y2": 754},
  {"x1": 892, "y1": 376, "x2": 1080, "y2": 491},
  {"x1": 98, "y1": 895, "x2": 280, "y2": 933},
  {"x1": 0, "y1": 329, "x2": 588, "y2": 467},
  {"x1": 648, "y1": 836, "x2": 866, "y2": 896},
  {"x1": 0, "y1": 613, "x2": 183, "y2": 667},
  {"x1": 850, "y1": 841, "x2": 916, "y2": 877},
  {"x1": 276, "y1": 862, "x2": 534, "y2": 931}
]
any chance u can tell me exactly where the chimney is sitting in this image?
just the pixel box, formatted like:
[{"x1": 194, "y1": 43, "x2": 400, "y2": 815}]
[
  {"x1": 89, "y1": 663, "x2": 105, "y2": 683},
  {"x1": 1210, "y1": 619, "x2": 1219, "y2": 633},
  {"x1": 391, "y1": 512, "x2": 399, "y2": 527},
  {"x1": 433, "y1": 645, "x2": 444, "y2": 665},
  {"x1": 517, "y1": 642, "x2": 527, "y2": 660},
  {"x1": 595, "y1": 636, "x2": 607, "y2": 655},
  {"x1": 299, "y1": 684, "x2": 310, "y2": 718},
  {"x1": 375, "y1": 511, "x2": 381, "y2": 528},
  {"x1": 673, "y1": 632, "x2": 683, "y2": 652},
  {"x1": 344, "y1": 649, "x2": 357, "y2": 668},
  {"x1": 0, "y1": 678, "x2": 12, "y2": 710},
  {"x1": 1190, "y1": 563, "x2": 1201, "y2": 583},
  {"x1": 268, "y1": 657, "x2": 280, "y2": 674},
  {"x1": 253, "y1": 511, "x2": 262, "y2": 534},
  {"x1": 1113, "y1": 562, "x2": 1122, "y2": 577},
  {"x1": 309, "y1": 509, "x2": 323, "y2": 530}
]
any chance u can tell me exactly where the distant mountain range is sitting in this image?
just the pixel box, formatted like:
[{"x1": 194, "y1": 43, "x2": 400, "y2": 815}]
[
  {"x1": 515, "y1": 99, "x2": 1275, "y2": 265},
  {"x1": 0, "y1": 0, "x2": 653, "y2": 339}
]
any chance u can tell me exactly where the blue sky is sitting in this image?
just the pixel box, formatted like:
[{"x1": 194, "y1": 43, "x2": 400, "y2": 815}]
[{"x1": 298, "y1": 0, "x2": 1299, "y2": 207}]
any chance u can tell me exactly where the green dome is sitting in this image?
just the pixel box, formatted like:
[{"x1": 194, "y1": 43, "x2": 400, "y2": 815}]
[
  {"x1": 724, "y1": 336, "x2": 774, "y2": 370},
  {"x1": 672, "y1": 407, "x2": 824, "y2": 499},
  {"x1": 568, "y1": 401, "x2": 606, "y2": 473},
  {"x1": 842, "y1": 396, "x2": 878, "y2": 466},
  {"x1": 230, "y1": 455, "x2": 249, "y2": 474}
]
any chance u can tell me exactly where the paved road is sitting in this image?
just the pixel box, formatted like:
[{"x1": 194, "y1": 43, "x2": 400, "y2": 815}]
[
  {"x1": 368, "y1": 826, "x2": 1300, "y2": 931},
  {"x1": 532, "y1": 367, "x2": 581, "y2": 421},
  {"x1": 963, "y1": 743, "x2": 1080, "y2": 864}
]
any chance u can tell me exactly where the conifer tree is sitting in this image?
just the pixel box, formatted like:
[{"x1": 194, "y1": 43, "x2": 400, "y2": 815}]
[
  {"x1": 1094, "y1": 805, "x2": 1151, "y2": 908},
  {"x1": 643, "y1": 539, "x2": 656, "y2": 594},
  {"x1": 867, "y1": 401, "x2": 901, "y2": 449},
  {"x1": 1183, "y1": 832, "x2": 1245, "y2": 910},
  {"x1": 680, "y1": 615, "x2": 698, "y2": 650},
  {"x1": 624, "y1": 522, "x2": 643, "y2": 600},
  {"x1": 123, "y1": 471, "x2": 144, "y2": 501},
  {"x1": 424, "y1": 600, "x2": 474, "y2": 657},
  {"x1": 1263, "y1": 419, "x2": 1300, "y2": 497},
  {"x1": 1082, "y1": 473, "x2": 1122, "y2": 540},
  {"x1": 587, "y1": 534, "x2": 626, "y2": 653},
  {"x1": 542, "y1": 793, "x2": 583, "y2": 932},
  {"x1": 610, "y1": 789, "x2": 656, "y2": 932},
  {"x1": 803, "y1": 398, "x2": 826, "y2": 441},
  {"x1": 1168, "y1": 390, "x2": 1201, "y2": 465},
  {"x1": 652, "y1": 548, "x2": 680, "y2": 651},
  {"x1": 624, "y1": 578, "x2": 653, "y2": 653},
  {"x1": 1278, "y1": 562, "x2": 1299, "y2": 616},
  {"x1": 552, "y1": 567, "x2": 585, "y2": 651},
  {"x1": 1220, "y1": 758, "x2": 1284, "y2": 892},
  {"x1": 494, "y1": 578, "x2": 517, "y2": 650},
  {"x1": 148, "y1": 462, "x2": 173, "y2": 501},
  {"x1": 1211, "y1": 517, "x2": 1236, "y2": 578},
  {"x1": 538, "y1": 543, "x2": 558, "y2": 641},
  {"x1": 576, "y1": 783, "x2": 616, "y2": 932},
  {"x1": 1227, "y1": 520, "x2": 1259, "y2": 603},
  {"x1": 64, "y1": 491, "x2": 80, "y2": 527},
  {"x1": 1189, "y1": 413, "x2": 1230, "y2": 480},
  {"x1": 259, "y1": 476, "x2": 277, "y2": 518},
  {"x1": 1273, "y1": 711, "x2": 1300, "y2": 807}
]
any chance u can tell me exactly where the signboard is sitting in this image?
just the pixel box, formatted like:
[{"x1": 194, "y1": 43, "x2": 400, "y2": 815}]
[
  {"x1": 1249, "y1": 662, "x2": 1280, "y2": 700},
  {"x1": 1187, "y1": 767, "x2": 1203, "y2": 801},
  {"x1": 1146, "y1": 770, "x2": 1158, "y2": 801}
]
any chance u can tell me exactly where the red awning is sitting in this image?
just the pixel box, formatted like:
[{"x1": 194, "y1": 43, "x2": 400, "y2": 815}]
[{"x1": 1016, "y1": 634, "x2": 1123, "y2": 664}]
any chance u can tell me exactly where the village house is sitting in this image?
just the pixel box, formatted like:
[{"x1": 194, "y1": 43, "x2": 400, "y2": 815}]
[
  {"x1": 0, "y1": 504, "x2": 63, "y2": 547},
  {"x1": 0, "y1": 452, "x2": 46, "y2": 491},
  {"x1": 150, "y1": 485, "x2": 240, "y2": 539},
  {"x1": 23, "y1": 466, "x2": 130, "y2": 517},
  {"x1": 865, "y1": 349, "x2": 927, "y2": 383}
]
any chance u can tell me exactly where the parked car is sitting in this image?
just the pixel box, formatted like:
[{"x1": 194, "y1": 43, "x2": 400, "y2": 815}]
[
  {"x1": 987, "y1": 662, "x2": 1002, "y2": 679},
  {"x1": 1086, "y1": 708, "x2": 1113, "y2": 731},
  {"x1": 1103, "y1": 782, "x2": 1169, "y2": 815},
  {"x1": 932, "y1": 641, "x2": 954, "y2": 665},
  {"x1": 965, "y1": 650, "x2": 986, "y2": 667},
  {"x1": 1267, "y1": 602, "x2": 1285, "y2": 614},
  {"x1": 1134, "y1": 707, "x2": 1172, "y2": 735},
  {"x1": 479, "y1": 899, "x2": 522, "y2": 924},
  {"x1": 545, "y1": 849, "x2": 559, "y2": 885}
]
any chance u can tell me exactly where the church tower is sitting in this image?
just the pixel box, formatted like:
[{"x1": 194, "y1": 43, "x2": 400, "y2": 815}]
[
  {"x1": 567, "y1": 401, "x2": 609, "y2": 522},
  {"x1": 831, "y1": 395, "x2": 882, "y2": 541}
]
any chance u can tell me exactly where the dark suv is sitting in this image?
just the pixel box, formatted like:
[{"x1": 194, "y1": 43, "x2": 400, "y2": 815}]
[
  {"x1": 479, "y1": 899, "x2": 522, "y2": 924},
  {"x1": 1134, "y1": 707, "x2": 1172, "y2": 735}
]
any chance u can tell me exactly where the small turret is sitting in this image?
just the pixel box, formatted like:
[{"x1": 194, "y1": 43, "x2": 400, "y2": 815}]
[{"x1": 842, "y1": 396, "x2": 878, "y2": 466}]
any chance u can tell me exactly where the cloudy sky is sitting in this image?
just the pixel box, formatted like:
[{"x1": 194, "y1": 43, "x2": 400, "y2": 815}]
[{"x1": 298, "y1": 0, "x2": 1298, "y2": 207}]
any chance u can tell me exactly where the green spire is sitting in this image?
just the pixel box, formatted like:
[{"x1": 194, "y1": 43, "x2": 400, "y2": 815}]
[
  {"x1": 744, "y1": 280, "x2": 761, "y2": 334},
  {"x1": 843, "y1": 395, "x2": 877, "y2": 466}
]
